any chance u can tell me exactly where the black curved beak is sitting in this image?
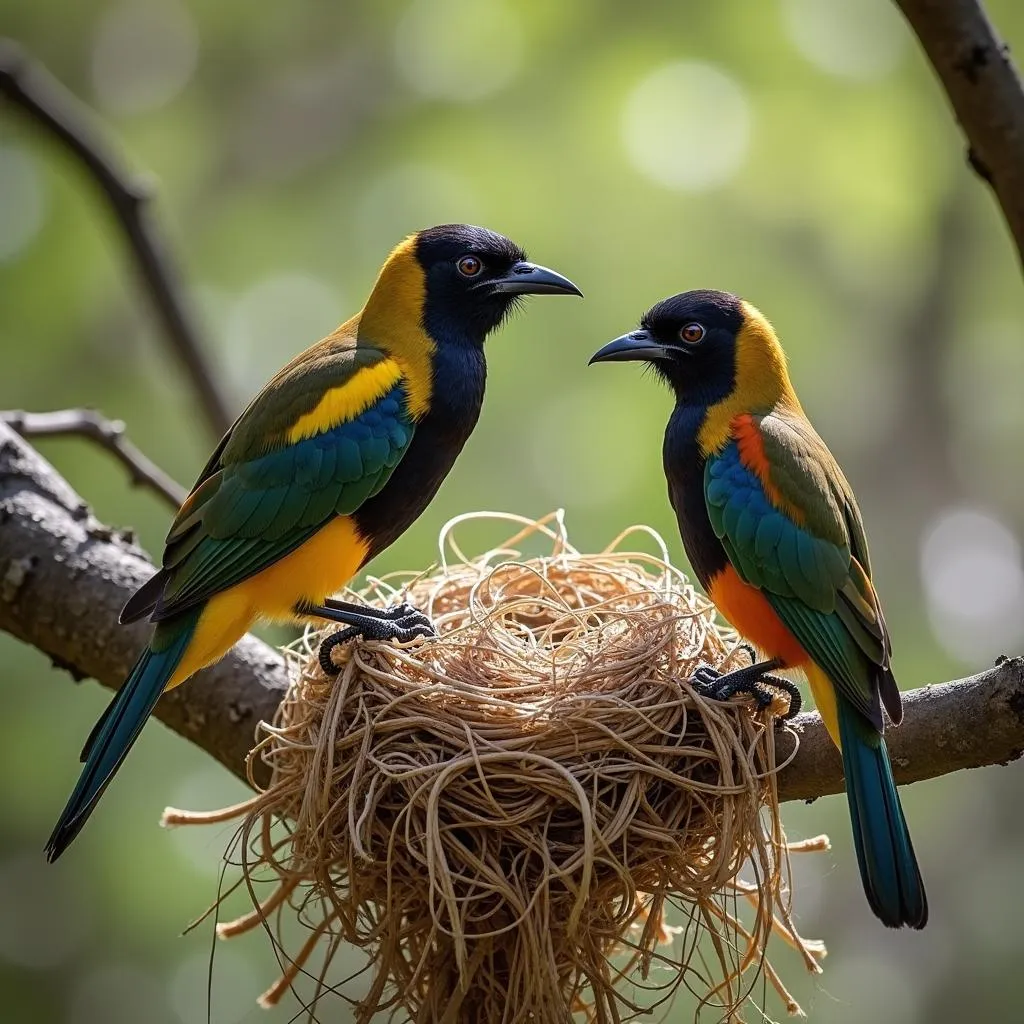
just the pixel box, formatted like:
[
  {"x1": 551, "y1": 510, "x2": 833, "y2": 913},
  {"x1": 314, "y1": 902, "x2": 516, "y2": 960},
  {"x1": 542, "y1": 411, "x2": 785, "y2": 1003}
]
[
  {"x1": 589, "y1": 329, "x2": 668, "y2": 364},
  {"x1": 487, "y1": 261, "x2": 583, "y2": 297}
]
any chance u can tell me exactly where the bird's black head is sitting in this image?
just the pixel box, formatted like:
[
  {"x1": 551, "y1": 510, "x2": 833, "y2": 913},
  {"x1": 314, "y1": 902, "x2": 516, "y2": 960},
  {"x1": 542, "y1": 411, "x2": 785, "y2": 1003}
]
[
  {"x1": 413, "y1": 224, "x2": 581, "y2": 345},
  {"x1": 589, "y1": 290, "x2": 746, "y2": 406}
]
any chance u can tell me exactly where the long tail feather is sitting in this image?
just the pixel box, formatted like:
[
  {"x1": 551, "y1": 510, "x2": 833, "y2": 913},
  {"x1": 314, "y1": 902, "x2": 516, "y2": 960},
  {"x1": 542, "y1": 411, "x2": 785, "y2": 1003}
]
[
  {"x1": 45, "y1": 611, "x2": 199, "y2": 862},
  {"x1": 838, "y1": 700, "x2": 928, "y2": 929}
]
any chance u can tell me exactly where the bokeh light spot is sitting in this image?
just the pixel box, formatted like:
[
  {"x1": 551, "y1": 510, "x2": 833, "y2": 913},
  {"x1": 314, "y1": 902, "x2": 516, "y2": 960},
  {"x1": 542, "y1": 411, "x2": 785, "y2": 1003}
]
[
  {"x1": 920, "y1": 507, "x2": 1024, "y2": 663},
  {"x1": 0, "y1": 145, "x2": 46, "y2": 263},
  {"x1": 166, "y1": 764, "x2": 252, "y2": 876},
  {"x1": 91, "y1": 0, "x2": 199, "y2": 115},
  {"x1": 781, "y1": 0, "x2": 907, "y2": 81},
  {"x1": 354, "y1": 163, "x2": 481, "y2": 253},
  {"x1": 223, "y1": 273, "x2": 343, "y2": 394},
  {"x1": 621, "y1": 62, "x2": 751, "y2": 191},
  {"x1": 395, "y1": 0, "x2": 524, "y2": 102}
]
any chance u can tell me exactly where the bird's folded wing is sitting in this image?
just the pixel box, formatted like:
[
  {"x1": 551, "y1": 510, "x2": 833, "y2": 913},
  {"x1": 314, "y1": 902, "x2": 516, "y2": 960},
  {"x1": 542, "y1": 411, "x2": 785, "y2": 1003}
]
[
  {"x1": 122, "y1": 344, "x2": 415, "y2": 623},
  {"x1": 704, "y1": 412, "x2": 893, "y2": 727}
]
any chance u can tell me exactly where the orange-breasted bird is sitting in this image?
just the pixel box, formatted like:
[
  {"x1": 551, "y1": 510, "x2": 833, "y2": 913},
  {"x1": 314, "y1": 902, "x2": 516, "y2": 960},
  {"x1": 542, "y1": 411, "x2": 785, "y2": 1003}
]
[
  {"x1": 590, "y1": 290, "x2": 927, "y2": 929},
  {"x1": 46, "y1": 224, "x2": 581, "y2": 861}
]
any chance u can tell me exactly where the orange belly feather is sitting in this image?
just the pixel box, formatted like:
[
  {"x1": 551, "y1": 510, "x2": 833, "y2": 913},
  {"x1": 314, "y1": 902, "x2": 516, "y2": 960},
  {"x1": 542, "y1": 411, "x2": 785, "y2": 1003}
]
[
  {"x1": 707, "y1": 564, "x2": 808, "y2": 668},
  {"x1": 707, "y1": 564, "x2": 842, "y2": 744}
]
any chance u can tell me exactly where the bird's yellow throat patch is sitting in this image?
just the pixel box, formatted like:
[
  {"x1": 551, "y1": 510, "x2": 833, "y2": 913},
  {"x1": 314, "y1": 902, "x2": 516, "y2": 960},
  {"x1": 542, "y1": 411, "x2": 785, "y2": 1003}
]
[
  {"x1": 358, "y1": 235, "x2": 435, "y2": 420},
  {"x1": 696, "y1": 301, "x2": 799, "y2": 457}
]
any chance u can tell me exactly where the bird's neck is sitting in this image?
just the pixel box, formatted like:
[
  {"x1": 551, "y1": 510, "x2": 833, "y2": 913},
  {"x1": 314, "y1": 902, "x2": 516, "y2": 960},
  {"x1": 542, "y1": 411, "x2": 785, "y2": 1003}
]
[
  {"x1": 425, "y1": 339, "x2": 487, "y2": 432},
  {"x1": 358, "y1": 238, "x2": 437, "y2": 420},
  {"x1": 691, "y1": 313, "x2": 800, "y2": 457}
]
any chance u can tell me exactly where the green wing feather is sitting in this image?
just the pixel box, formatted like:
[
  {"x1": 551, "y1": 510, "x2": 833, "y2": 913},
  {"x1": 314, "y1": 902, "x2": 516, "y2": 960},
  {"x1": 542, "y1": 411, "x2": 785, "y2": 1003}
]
[
  {"x1": 122, "y1": 343, "x2": 415, "y2": 623},
  {"x1": 705, "y1": 411, "x2": 900, "y2": 729}
]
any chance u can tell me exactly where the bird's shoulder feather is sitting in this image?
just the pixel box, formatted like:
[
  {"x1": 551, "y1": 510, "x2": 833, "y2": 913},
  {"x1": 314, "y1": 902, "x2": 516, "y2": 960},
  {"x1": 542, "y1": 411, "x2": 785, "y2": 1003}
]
[
  {"x1": 121, "y1": 337, "x2": 417, "y2": 623},
  {"x1": 705, "y1": 415, "x2": 851, "y2": 613}
]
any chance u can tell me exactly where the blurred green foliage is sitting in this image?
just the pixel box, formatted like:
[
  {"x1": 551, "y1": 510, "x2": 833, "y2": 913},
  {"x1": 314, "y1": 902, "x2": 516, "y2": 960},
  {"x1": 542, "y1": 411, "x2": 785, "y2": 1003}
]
[{"x1": 2, "y1": 0, "x2": 1024, "y2": 1021}]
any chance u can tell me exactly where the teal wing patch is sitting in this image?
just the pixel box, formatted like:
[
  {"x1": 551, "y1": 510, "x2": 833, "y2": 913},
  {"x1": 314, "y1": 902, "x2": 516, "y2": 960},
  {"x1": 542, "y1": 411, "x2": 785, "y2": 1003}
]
[
  {"x1": 704, "y1": 444, "x2": 849, "y2": 612},
  {"x1": 704, "y1": 413, "x2": 893, "y2": 728},
  {"x1": 124, "y1": 383, "x2": 414, "y2": 623}
]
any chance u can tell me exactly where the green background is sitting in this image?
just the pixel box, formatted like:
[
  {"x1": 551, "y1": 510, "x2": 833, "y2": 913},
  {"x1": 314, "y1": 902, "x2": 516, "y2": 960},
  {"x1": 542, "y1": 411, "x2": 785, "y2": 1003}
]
[{"x1": 2, "y1": 0, "x2": 1024, "y2": 1020}]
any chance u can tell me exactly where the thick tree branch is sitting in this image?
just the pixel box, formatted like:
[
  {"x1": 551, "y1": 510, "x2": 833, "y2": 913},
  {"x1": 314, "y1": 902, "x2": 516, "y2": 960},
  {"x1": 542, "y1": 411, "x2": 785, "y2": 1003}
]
[
  {"x1": 895, "y1": 0, "x2": 1024, "y2": 270},
  {"x1": 0, "y1": 39, "x2": 234, "y2": 438},
  {"x1": 0, "y1": 421, "x2": 285, "y2": 788},
  {"x1": 776, "y1": 657, "x2": 1024, "y2": 802},
  {"x1": 0, "y1": 421, "x2": 1021, "y2": 803},
  {"x1": 2, "y1": 408, "x2": 187, "y2": 509}
]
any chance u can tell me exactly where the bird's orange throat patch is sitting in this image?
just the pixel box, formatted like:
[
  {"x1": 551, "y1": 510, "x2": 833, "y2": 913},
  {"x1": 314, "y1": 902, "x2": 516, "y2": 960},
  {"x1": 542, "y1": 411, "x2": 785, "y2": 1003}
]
[
  {"x1": 707, "y1": 564, "x2": 809, "y2": 669},
  {"x1": 358, "y1": 236, "x2": 435, "y2": 419}
]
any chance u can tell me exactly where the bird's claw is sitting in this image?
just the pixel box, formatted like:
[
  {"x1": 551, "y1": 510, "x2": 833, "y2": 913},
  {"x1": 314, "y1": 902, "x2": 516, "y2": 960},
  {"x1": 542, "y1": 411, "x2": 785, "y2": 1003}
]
[
  {"x1": 690, "y1": 662, "x2": 802, "y2": 720},
  {"x1": 692, "y1": 663, "x2": 726, "y2": 690},
  {"x1": 318, "y1": 626, "x2": 361, "y2": 674},
  {"x1": 377, "y1": 606, "x2": 436, "y2": 640},
  {"x1": 317, "y1": 608, "x2": 436, "y2": 675},
  {"x1": 761, "y1": 673, "x2": 802, "y2": 719},
  {"x1": 379, "y1": 601, "x2": 421, "y2": 620}
]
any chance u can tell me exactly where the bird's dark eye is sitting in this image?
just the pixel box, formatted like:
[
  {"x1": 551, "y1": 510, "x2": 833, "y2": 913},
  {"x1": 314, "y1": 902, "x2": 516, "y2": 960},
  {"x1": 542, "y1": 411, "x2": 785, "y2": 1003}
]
[
  {"x1": 680, "y1": 322, "x2": 705, "y2": 344},
  {"x1": 456, "y1": 255, "x2": 484, "y2": 278}
]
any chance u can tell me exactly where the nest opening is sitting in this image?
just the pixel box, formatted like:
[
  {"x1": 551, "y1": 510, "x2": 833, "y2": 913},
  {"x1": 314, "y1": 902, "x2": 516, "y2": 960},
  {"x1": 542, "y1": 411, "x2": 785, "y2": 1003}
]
[{"x1": 166, "y1": 512, "x2": 827, "y2": 1022}]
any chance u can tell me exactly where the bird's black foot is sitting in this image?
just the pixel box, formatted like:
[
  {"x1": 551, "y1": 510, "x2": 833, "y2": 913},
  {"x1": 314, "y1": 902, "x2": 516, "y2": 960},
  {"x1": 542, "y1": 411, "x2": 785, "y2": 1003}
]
[
  {"x1": 691, "y1": 657, "x2": 802, "y2": 720},
  {"x1": 318, "y1": 627, "x2": 360, "y2": 675},
  {"x1": 375, "y1": 601, "x2": 425, "y2": 621},
  {"x1": 303, "y1": 599, "x2": 436, "y2": 675}
]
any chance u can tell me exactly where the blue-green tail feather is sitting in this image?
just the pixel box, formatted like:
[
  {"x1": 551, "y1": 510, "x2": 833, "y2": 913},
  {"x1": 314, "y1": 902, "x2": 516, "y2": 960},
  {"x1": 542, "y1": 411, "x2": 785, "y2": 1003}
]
[
  {"x1": 45, "y1": 611, "x2": 199, "y2": 862},
  {"x1": 838, "y1": 700, "x2": 927, "y2": 929}
]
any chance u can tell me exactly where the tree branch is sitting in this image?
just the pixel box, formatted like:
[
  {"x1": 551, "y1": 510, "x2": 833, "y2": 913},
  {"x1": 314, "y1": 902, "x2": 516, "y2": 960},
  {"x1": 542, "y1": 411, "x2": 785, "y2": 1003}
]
[
  {"x1": 776, "y1": 657, "x2": 1024, "y2": 802},
  {"x1": 895, "y1": 0, "x2": 1024, "y2": 270},
  {"x1": 1, "y1": 408, "x2": 187, "y2": 509},
  {"x1": 0, "y1": 421, "x2": 286, "y2": 788},
  {"x1": 0, "y1": 420, "x2": 1020, "y2": 803},
  {"x1": 0, "y1": 39, "x2": 234, "y2": 439}
]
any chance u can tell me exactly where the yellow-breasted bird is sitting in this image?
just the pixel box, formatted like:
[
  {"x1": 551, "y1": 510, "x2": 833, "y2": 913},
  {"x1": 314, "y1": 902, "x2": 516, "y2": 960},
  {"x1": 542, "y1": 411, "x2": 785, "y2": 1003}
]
[
  {"x1": 47, "y1": 224, "x2": 581, "y2": 861},
  {"x1": 590, "y1": 290, "x2": 927, "y2": 929}
]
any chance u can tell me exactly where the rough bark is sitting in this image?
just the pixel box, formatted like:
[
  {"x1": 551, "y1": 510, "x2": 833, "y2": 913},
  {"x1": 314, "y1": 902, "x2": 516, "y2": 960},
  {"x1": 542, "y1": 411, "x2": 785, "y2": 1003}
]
[
  {"x1": 776, "y1": 657, "x2": 1024, "y2": 802},
  {"x1": 895, "y1": 0, "x2": 1024, "y2": 269},
  {"x1": 0, "y1": 421, "x2": 286, "y2": 788}
]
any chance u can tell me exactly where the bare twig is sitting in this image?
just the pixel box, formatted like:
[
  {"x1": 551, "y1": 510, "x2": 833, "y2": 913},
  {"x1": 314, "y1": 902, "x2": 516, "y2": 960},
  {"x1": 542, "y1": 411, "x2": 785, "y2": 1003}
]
[
  {"x1": 2, "y1": 408, "x2": 187, "y2": 509},
  {"x1": 895, "y1": 0, "x2": 1024, "y2": 270},
  {"x1": 0, "y1": 420, "x2": 1020, "y2": 801},
  {"x1": 0, "y1": 39, "x2": 234, "y2": 438}
]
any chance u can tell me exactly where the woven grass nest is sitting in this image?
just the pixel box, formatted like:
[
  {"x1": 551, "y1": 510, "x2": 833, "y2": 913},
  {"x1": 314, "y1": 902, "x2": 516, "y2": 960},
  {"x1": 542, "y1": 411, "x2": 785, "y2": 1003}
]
[{"x1": 167, "y1": 512, "x2": 828, "y2": 1023}]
